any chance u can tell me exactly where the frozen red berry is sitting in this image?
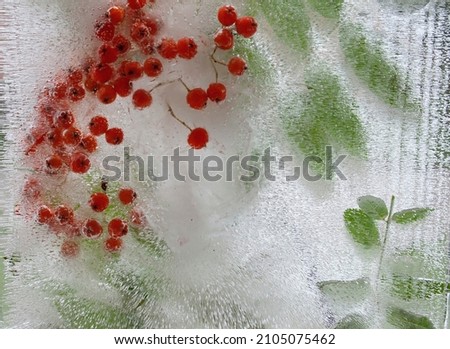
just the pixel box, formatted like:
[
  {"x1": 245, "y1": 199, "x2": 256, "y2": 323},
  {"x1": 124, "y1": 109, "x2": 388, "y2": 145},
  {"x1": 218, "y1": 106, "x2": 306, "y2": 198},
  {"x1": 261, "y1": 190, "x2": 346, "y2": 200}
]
[
  {"x1": 112, "y1": 35, "x2": 131, "y2": 54},
  {"x1": 89, "y1": 116, "x2": 109, "y2": 136},
  {"x1": 177, "y1": 37, "x2": 198, "y2": 59},
  {"x1": 235, "y1": 16, "x2": 258, "y2": 38},
  {"x1": 89, "y1": 192, "x2": 109, "y2": 212},
  {"x1": 113, "y1": 77, "x2": 133, "y2": 97},
  {"x1": 90, "y1": 63, "x2": 114, "y2": 84},
  {"x1": 61, "y1": 240, "x2": 80, "y2": 258},
  {"x1": 207, "y1": 83, "x2": 227, "y2": 103},
  {"x1": 188, "y1": 128, "x2": 209, "y2": 149},
  {"x1": 105, "y1": 128, "x2": 124, "y2": 145},
  {"x1": 157, "y1": 38, "x2": 178, "y2": 59},
  {"x1": 45, "y1": 154, "x2": 64, "y2": 173},
  {"x1": 95, "y1": 21, "x2": 115, "y2": 42},
  {"x1": 108, "y1": 218, "x2": 128, "y2": 238},
  {"x1": 70, "y1": 152, "x2": 91, "y2": 174},
  {"x1": 68, "y1": 85, "x2": 86, "y2": 102},
  {"x1": 118, "y1": 188, "x2": 137, "y2": 205},
  {"x1": 55, "y1": 111, "x2": 74, "y2": 129},
  {"x1": 37, "y1": 205, "x2": 54, "y2": 224},
  {"x1": 97, "y1": 84, "x2": 117, "y2": 104},
  {"x1": 79, "y1": 134, "x2": 98, "y2": 153},
  {"x1": 107, "y1": 6, "x2": 125, "y2": 25},
  {"x1": 119, "y1": 61, "x2": 143, "y2": 81},
  {"x1": 55, "y1": 205, "x2": 74, "y2": 225},
  {"x1": 143, "y1": 57, "x2": 163, "y2": 77},
  {"x1": 99, "y1": 44, "x2": 119, "y2": 64},
  {"x1": 228, "y1": 57, "x2": 247, "y2": 76},
  {"x1": 82, "y1": 219, "x2": 103, "y2": 238},
  {"x1": 128, "y1": 0, "x2": 146, "y2": 10},
  {"x1": 104, "y1": 237, "x2": 123, "y2": 252},
  {"x1": 132, "y1": 89, "x2": 152, "y2": 109},
  {"x1": 214, "y1": 28, "x2": 234, "y2": 50},
  {"x1": 63, "y1": 127, "x2": 82, "y2": 147},
  {"x1": 187, "y1": 88, "x2": 208, "y2": 110},
  {"x1": 218, "y1": 5, "x2": 238, "y2": 26}
]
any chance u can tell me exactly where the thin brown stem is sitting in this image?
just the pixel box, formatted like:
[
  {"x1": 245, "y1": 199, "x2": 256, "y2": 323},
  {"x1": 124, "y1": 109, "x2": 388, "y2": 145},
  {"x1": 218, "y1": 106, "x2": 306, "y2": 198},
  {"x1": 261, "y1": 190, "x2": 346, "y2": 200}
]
[
  {"x1": 167, "y1": 105, "x2": 192, "y2": 131},
  {"x1": 149, "y1": 79, "x2": 180, "y2": 93},
  {"x1": 178, "y1": 78, "x2": 191, "y2": 92}
]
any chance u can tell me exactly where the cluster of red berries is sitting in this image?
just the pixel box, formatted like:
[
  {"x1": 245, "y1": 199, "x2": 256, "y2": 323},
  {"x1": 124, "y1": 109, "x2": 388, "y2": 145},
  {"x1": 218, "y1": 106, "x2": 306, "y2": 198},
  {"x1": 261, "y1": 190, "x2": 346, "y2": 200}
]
[{"x1": 19, "y1": 1, "x2": 257, "y2": 258}]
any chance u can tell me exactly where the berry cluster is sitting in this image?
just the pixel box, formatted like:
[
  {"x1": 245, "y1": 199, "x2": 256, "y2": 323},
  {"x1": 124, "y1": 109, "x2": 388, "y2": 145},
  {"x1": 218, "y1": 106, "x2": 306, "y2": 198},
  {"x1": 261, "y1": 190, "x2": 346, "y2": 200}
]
[{"x1": 19, "y1": 1, "x2": 257, "y2": 258}]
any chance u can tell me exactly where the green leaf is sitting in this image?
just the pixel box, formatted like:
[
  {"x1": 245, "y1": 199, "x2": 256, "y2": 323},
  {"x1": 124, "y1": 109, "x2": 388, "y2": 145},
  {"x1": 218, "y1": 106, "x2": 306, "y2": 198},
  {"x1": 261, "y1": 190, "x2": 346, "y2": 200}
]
[
  {"x1": 307, "y1": 0, "x2": 343, "y2": 19},
  {"x1": 392, "y1": 208, "x2": 433, "y2": 224},
  {"x1": 232, "y1": 37, "x2": 273, "y2": 82},
  {"x1": 344, "y1": 209, "x2": 380, "y2": 247},
  {"x1": 357, "y1": 195, "x2": 388, "y2": 220},
  {"x1": 391, "y1": 275, "x2": 449, "y2": 301},
  {"x1": 335, "y1": 314, "x2": 369, "y2": 329},
  {"x1": 284, "y1": 70, "x2": 367, "y2": 176},
  {"x1": 340, "y1": 24, "x2": 415, "y2": 109},
  {"x1": 253, "y1": 0, "x2": 311, "y2": 55},
  {"x1": 387, "y1": 307, "x2": 435, "y2": 329},
  {"x1": 54, "y1": 292, "x2": 142, "y2": 329},
  {"x1": 318, "y1": 278, "x2": 371, "y2": 302}
]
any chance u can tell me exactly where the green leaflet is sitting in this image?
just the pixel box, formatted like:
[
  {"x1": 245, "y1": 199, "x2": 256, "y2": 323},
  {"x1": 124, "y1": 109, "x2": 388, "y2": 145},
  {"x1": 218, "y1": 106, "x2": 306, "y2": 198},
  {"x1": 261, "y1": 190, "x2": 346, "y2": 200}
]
[
  {"x1": 357, "y1": 196, "x2": 388, "y2": 220},
  {"x1": 54, "y1": 293, "x2": 142, "y2": 329},
  {"x1": 392, "y1": 276, "x2": 449, "y2": 301},
  {"x1": 340, "y1": 24, "x2": 414, "y2": 109},
  {"x1": 335, "y1": 314, "x2": 369, "y2": 329},
  {"x1": 252, "y1": 0, "x2": 311, "y2": 55},
  {"x1": 343, "y1": 209, "x2": 380, "y2": 247},
  {"x1": 318, "y1": 278, "x2": 371, "y2": 303},
  {"x1": 387, "y1": 307, "x2": 435, "y2": 329},
  {"x1": 307, "y1": 0, "x2": 343, "y2": 19},
  {"x1": 284, "y1": 70, "x2": 367, "y2": 176},
  {"x1": 392, "y1": 208, "x2": 433, "y2": 224}
]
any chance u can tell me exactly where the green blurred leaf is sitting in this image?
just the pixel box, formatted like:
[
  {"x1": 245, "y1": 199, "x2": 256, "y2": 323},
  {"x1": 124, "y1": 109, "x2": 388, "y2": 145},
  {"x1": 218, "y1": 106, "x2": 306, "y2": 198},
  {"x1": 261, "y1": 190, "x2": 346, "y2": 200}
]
[
  {"x1": 253, "y1": 0, "x2": 311, "y2": 54},
  {"x1": 357, "y1": 195, "x2": 388, "y2": 220},
  {"x1": 307, "y1": 0, "x2": 343, "y2": 19},
  {"x1": 340, "y1": 24, "x2": 415, "y2": 109},
  {"x1": 284, "y1": 70, "x2": 367, "y2": 176},
  {"x1": 392, "y1": 208, "x2": 433, "y2": 224},
  {"x1": 318, "y1": 278, "x2": 371, "y2": 300},
  {"x1": 54, "y1": 292, "x2": 142, "y2": 329},
  {"x1": 387, "y1": 307, "x2": 435, "y2": 329},
  {"x1": 233, "y1": 37, "x2": 273, "y2": 82},
  {"x1": 335, "y1": 314, "x2": 369, "y2": 329},
  {"x1": 344, "y1": 209, "x2": 380, "y2": 247},
  {"x1": 392, "y1": 275, "x2": 449, "y2": 301}
]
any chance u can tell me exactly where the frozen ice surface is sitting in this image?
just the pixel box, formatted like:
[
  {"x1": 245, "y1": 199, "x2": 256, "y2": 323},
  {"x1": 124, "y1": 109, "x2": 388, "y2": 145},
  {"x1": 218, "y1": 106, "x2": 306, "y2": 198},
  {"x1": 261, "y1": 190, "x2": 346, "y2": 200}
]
[{"x1": 0, "y1": 0, "x2": 449, "y2": 328}]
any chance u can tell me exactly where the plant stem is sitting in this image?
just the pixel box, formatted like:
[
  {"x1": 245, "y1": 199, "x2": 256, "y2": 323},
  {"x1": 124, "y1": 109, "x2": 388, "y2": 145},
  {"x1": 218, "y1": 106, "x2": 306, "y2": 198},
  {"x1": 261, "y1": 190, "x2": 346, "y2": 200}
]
[{"x1": 375, "y1": 195, "x2": 395, "y2": 304}]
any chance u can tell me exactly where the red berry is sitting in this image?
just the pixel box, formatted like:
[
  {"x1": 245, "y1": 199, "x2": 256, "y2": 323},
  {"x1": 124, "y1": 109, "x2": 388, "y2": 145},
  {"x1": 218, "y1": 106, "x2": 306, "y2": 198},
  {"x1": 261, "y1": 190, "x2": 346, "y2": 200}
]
[
  {"x1": 143, "y1": 16, "x2": 159, "y2": 35},
  {"x1": 132, "y1": 89, "x2": 152, "y2": 109},
  {"x1": 235, "y1": 16, "x2": 258, "y2": 38},
  {"x1": 45, "y1": 154, "x2": 64, "y2": 173},
  {"x1": 130, "y1": 208, "x2": 147, "y2": 228},
  {"x1": 207, "y1": 83, "x2": 227, "y2": 103},
  {"x1": 108, "y1": 218, "x2": 128, "y2": 238},
  {"x1": 79, "y1": 134, "x2": 98, "y2": 153},
  {"x1": 113, "y1": 77, "x2": 133, "y2": 97},
  {"x1": 143, "y1": 57, "x2": 163, "y2": 77},
  {"x1": 37, "y1": 205, "x2": 53, "y2": 224},
  {"x1": 119, "y1": 61, "x2": 143, "y2": 81},
  {"x1": 214, "y1": 28, "x2": 234, "y2": 50},
  {"x1": 68, "y1": 68, "x2": 83, "y2": 84},
  {"x1": 107, "y1": 6, "x2": 125, "y2": 25},
  {"x1": 61, "y1": 240, "x2": 80, "y2": 258},
  {"x1": 89, "y1": 193, "x2": 109, "y2": 212},
  {"x1": 68, "y1": 85, "x2": 86, "y2": 102},
  {"x1": 82, "y1": 219, "x2": 103, "y2": 238},
  {"x1": 228, "y1": 57, "x2": 247, "y2": 76},
  {"x1": 99, "y1": 44, "x2": 119, "y2": 64},
  {"x1": 95, "y1": 21, "x2": 115, "y2": 42},
  {"x1": 52, "y1": 82, "x2": 67, "y2": 100},
  {"x1": 218, "y1": 5, "x2": 238, "y2": 26},
  {"x1": 138, "y1": 37, "x2": 155, "y2": 55},
  {"x1": 55, "y1": 205, "x2": 74, "y2": 225},
  {"x1": 128, "y1": 0, "x2": 146, "y2": 10},
  {"x1": 47, "y1": 128, "x2": 65, "y2": 149},
  {"x1": 97, "y1": 84, "x2": 117, "y2": 104},
  {"x1": 118, "y1": 188, "x2": 137, "y2": 205},
  {"x1": 70, "y1": 152, "x2": 91, "y2": 174},
  {"x1": 55, "y1": 111, "x2": 74, "y2": 129},
  {"x1": 84, "y1": 77, "x2": 101, "y2": 93},
  {"x1": 89, "y1": 116, "x2": 109, "y2": 136},
  {"x1": 130, "y1": 20, "x2": 150, "y2": 42},
  {"x1": 157, "y1": 38, "x2": 178, "y2": 59},
  {"x1": 63, "y1": 127, "x2": 82, "y2": 146},
  {"x1": 112, "y1": 35, "x2": 131, "y2": 54},
  {"x1": 187, "y1": 88, "x2": 208, "y2": 110},
  {"x1": 104, "y1": 237, "x2": 123, "y2": 252},
  {"x1": 177, "y1": 37, "x2": 198, "y2": 59},
  {"x1": 90, "y1": 63, "x2": 114, "y2": 84},
  {"x1": 188, "y1": 128, "x2": 209, "y2": 149},
  {"x1": 105, "y1": 128, "x2": 124, "y2": 145}
]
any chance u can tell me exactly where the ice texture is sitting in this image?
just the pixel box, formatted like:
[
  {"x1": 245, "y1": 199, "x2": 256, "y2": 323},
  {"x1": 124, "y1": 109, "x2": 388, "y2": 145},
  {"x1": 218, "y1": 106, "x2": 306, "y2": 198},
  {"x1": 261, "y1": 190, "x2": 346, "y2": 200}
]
[{"x1": 0, "y1": 0, "x2": 449, "y2": 329}]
